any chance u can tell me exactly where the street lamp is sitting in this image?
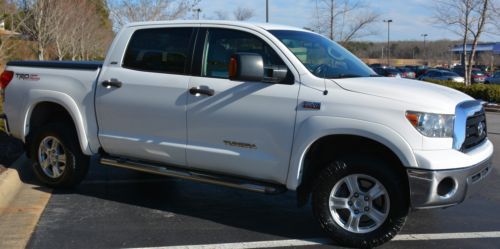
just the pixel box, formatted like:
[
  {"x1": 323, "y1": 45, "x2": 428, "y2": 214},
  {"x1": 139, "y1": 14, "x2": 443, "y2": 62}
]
[
  {"x1": 383, "y1": 19, "x2": 393, "y2": 66},
  {"x1": 266, "y1": 0, "x2": 269, "y2": 23},
  {"x1": 421, "y1": 34, "x2": 428, "y2": 66},
  {"x1": 193, "y1": 8, "x2": 202, "y2": 20}
]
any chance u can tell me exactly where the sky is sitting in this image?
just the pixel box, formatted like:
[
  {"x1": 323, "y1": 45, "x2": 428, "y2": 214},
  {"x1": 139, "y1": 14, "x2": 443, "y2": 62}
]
[{"x1": 195, "y1": 0, "x2": 500, "y2": 42}]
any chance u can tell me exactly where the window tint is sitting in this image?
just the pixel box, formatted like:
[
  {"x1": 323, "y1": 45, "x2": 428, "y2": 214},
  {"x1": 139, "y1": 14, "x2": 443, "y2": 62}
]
[
  {"x1": 123, "y1": 28, "x2": 193, "y2": 74},
  {"x1": 203, "y1": 29, "x2": 286, "y2": 80}
]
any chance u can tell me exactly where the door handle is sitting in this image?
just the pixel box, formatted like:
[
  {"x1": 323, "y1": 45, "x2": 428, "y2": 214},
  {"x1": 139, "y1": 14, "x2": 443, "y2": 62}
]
[
  {"x1": 102, "y1": 79, "x2": 122, "y2": 88},
  {"x1": 189, "y1": 86, "x2": 214, "y2": 96}
]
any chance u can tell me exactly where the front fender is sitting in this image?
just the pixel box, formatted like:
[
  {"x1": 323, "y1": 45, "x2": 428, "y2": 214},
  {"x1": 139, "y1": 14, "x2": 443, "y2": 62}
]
[{"x1": 286, "y1": 116, "x2": 417, "y2": 190}]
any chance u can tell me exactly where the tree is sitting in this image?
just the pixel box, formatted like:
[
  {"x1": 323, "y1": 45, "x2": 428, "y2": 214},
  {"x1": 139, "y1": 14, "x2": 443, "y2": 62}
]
[
  {"x1": 109, "y1": 0, "x2": 201, "y2": 30},
  {"x1": 18, "y1": 0, "x2": 57, "y2": 60},
  {"x1": 15, "y1": 0, "x2": 112, "y2": 61},
  {"x1": 233, "y1": 7, "x2": 255, "y2": 21},
  {"x1": 434, "y1": 0, "x2": 498, "y2": 85},
  {"x1": 309, "y1": 0, "x2": 379, "y2": 44},
  {"x1": 0, "y1": 0, "x2": 24, "y2": 62}
]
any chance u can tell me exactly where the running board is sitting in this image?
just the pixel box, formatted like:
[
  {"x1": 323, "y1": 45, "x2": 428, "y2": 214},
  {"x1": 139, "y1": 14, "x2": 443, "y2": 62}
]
[{"x1": 99, "y1": 156, "x2": 286, "y2": 194}]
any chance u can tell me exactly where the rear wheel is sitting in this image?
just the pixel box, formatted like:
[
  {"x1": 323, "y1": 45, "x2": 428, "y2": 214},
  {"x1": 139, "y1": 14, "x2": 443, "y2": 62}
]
[
  {"x1": 29, "y1": 123, "x2": 89, "y2": 187},
  {"x1": 312, "y1": 155, "x2": 408, "y2": 248}
]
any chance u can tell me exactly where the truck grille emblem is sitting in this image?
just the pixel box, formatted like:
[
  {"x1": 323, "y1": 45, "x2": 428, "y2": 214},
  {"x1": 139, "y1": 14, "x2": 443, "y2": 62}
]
[{"x1": 477, "y1": 121, "x2": 486, "y2": 137}]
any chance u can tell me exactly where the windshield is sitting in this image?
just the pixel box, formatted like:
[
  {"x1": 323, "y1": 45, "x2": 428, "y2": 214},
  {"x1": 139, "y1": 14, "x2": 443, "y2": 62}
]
[{"x1": 269, "y1": 30, "x2": 375, "y2": 79}]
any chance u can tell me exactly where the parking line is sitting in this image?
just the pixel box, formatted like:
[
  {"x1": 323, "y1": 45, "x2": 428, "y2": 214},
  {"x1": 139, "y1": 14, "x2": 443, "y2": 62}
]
[
  {"x1": 128, "y1": 231, "x2": 500, "y2": 249},
  {"x1": 393, "y1": 231, "x2": 500, "y2": 241}
]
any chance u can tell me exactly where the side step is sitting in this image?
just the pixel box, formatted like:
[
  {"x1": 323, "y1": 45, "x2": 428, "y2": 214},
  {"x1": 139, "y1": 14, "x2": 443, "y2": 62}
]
[{"x1": 99, "y1": 156, "x2": 287, "y2": 194}]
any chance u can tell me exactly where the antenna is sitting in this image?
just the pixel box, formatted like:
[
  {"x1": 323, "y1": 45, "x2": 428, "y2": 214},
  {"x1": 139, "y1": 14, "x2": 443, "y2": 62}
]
[{"x1": 322, "y1": 65, "x2": 328, "y2": 95}]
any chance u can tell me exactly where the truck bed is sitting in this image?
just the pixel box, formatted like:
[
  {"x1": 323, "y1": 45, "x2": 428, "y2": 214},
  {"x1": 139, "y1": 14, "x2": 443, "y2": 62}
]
[{"x1": 7, "y1": 61, "x2": 103, "y2": 70}]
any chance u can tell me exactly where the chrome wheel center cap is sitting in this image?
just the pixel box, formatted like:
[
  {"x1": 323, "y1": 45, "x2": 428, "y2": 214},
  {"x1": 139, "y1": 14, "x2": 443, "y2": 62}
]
[{"x1": 354, "y1": 199, "x2": 365, "y2": 209}]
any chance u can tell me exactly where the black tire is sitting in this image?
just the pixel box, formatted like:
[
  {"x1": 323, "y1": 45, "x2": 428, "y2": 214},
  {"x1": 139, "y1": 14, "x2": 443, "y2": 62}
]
[
  {"x1": 29, "y1": 122, "x2": 89, "y2": 188},
  {"x1": 312, "y1": 155, "x2": 409, "y2": 248}
]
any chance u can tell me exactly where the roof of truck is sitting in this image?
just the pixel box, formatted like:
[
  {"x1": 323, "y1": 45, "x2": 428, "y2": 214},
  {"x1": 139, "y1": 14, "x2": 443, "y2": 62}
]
[{"x1": 124, "y1": 20, "x2": 307, "y2": 32}]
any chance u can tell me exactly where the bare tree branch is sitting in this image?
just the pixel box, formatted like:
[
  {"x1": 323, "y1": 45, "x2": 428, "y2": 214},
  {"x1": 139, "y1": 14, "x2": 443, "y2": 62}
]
[
  {"x1": 0, "y1": 1, "x2": 25, "y2": 62},
  {"x1": 109, "y1": 0, "x2": 201, "y2": 30},
  {"x1": 433, "y1": 0, "x2": 496, "y2": 85},
  {"x1": 233, "y1": 7, "x2": 255, "y2": 21},
  {"x1": 308, "y1": 0, "x2": 379, "y2": 42}
]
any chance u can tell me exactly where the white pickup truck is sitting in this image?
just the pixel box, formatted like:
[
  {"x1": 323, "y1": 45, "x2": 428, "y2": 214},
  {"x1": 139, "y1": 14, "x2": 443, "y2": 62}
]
[{"x1": 0, "y1": 21, "x2": 493, "y2": 248}]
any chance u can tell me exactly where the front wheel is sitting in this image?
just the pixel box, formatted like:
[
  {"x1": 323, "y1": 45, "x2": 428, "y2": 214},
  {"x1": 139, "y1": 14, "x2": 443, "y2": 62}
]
[
  {"x1": 29, "y1": 123, "x2": 89, "y2": 188},
  {"x1": 312, "y1": 156, "x2": 409, "y2": 248}
]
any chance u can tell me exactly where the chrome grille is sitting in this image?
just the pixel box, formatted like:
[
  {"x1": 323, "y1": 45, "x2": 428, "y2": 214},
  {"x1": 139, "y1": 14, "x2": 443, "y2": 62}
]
[
  {"x1": 453, "y1": 100, "x2": 485, "y2": 151},
  {"x1": 462, "y1": 110, "x2": 487, "y2": 150}
]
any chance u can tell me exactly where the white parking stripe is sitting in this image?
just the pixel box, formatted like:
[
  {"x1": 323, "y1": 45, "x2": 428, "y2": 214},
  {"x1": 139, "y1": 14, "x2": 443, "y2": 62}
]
[
  {"x1": 393, "y1": 231, "x2": 500, "y2": 241},
  {"x1": 129, "y1": 238, "x2": 330, "y2": 249},
  {"x1": 127, "y1": 231, "x2": 500, "y2": 249}
]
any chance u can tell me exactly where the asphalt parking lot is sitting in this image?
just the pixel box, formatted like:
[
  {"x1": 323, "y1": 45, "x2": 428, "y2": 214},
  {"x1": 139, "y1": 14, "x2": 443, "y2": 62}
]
[{"x1": 21, "y1": 113, "x2": 500, "y2": 249}]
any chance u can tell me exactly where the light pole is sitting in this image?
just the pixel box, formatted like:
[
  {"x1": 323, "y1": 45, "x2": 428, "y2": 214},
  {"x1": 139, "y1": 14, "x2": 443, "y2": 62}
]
[
  {"x1": 193, "y1": 8, "x2": 202, "y2": 20},
  {"x1": 383, "y1": 19, "x2": 393, "y2": 66},
  {"x1": 266, "y1": 0, "x2": 269, "y2": 23},
  {"x1": 421, "y1": 34, "x2": 428, "y2": 65}
]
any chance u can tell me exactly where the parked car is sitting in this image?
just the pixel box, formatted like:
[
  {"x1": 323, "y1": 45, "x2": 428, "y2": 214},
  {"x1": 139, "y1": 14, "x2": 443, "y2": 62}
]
[
  {"x1": 0, "y1": 20, "x2": 492, "y2": 248},
  {"x1": 405, "y1": 65, "x2": 428, "y2": 78},
  {"x1": 485, "y1": 71, "x2": 500, "y2": 84},
  {"x1": 369, "y1": 63, "x2": 389, "y2": 68},
  {"x1": 434, "y1": 67, "x2": 450, "y2": 71},
  {"x1": 396, "y1": 67, "x2": 416, "y2": 78},
  {"x1": 418, "y1": 70, "x2": 465, "y2": 83},
  {"x1": 452, "y1": 67, "x2": 487, "y2": 83},
  {"x1": 372, "y1": 67, "x2": 402, "y2": 77}
]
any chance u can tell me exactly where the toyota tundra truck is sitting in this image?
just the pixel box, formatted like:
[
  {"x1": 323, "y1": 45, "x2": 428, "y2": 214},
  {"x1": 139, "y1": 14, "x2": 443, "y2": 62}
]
[{"x1": 0, "y1": 21, "x2": 493, "y2": 248}]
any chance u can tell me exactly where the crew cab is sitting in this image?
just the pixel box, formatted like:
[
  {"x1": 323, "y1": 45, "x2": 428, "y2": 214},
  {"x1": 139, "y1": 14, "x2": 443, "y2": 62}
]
[{"x1": 0, "y1": 21, "x2": 493, "y2": 248}]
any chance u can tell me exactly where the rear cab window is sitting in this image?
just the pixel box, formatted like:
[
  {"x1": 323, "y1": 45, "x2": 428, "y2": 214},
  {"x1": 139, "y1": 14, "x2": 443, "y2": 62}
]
[{"x1": 123, "y1": 28, "x2": 194, "y2": 74}]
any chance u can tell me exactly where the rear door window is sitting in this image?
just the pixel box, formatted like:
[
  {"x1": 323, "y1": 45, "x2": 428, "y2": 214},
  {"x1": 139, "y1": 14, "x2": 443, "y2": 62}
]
[{"x1": 123, "y1": 28, "x2": 194, "y2": 74}]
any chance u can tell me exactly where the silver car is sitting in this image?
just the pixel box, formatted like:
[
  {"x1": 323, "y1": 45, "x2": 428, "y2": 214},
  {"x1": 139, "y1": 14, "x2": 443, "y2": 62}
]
[
  {"x1": 486, "y1": 72, "x2": 500, "y2": 84},
  {"x1": 419, "y1": 70, "x2": 465, "y2": 83}
]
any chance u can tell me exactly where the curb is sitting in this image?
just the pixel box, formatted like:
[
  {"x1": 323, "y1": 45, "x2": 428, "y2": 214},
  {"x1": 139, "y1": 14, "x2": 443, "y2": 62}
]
[{"x1": 0, "y1": 156, "x2": 26, "y2": 211}]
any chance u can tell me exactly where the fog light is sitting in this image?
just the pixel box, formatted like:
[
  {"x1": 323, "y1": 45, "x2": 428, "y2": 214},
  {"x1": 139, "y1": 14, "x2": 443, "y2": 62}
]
[{"x1": 437, "y1": 177, "x2": 456, "y2": 197}]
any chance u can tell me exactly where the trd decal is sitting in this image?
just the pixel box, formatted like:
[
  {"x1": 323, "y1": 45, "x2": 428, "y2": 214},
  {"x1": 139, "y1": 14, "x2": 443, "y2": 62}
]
[
  {"x1": 15, "y1": 73, "x2": 40, "y2": 81},
  {"x1": 223, "y1": 140, "x2": 257, "y2": 149},
  {"x1": 303, "y1": 101, "x2": 321, "y2": 110}
]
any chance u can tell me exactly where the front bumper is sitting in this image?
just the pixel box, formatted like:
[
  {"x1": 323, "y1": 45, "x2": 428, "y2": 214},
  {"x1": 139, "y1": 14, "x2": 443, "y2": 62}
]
[{"x1": 407, "y1": 155, "x2": 492, "y2": 209}]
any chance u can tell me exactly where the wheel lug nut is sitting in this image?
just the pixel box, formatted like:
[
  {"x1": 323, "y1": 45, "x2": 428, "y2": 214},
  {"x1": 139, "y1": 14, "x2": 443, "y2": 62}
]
[
  {"x1": 354, "y1": 210, "x2": 359, "y2": 214},
  {"x1": 354, "y1": 193, "x2": 359, "y2": 198},
  {"x1": 364, "y1": 196, "x2": 369, "y2": 201},
  {"x1": 348, "y1": 201, "x2": 353, "y2": 206},
  {"x1": 364, "y1": 207, "x2": 369, "y2": 211}
]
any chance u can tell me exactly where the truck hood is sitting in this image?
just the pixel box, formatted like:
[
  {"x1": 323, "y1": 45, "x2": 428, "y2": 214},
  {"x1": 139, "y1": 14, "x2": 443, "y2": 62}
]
[{"x1": 334, "y1": 77, "x2": 473, "y2": 113}]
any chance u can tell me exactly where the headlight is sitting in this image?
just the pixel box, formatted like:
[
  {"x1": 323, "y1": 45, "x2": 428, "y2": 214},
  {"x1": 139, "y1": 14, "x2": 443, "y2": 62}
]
[{"x1": 406, "y1": 111, "x2": 454, "y2": 137}]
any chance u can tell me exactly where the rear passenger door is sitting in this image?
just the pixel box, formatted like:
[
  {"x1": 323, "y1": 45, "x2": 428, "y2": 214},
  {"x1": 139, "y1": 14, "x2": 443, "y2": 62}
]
[
  {"x1": 186, "y1": 27, "x2": 300, "y2": 184},
  {"x1": 95, "y1": 27, "x2": 195, "y2": 166}
]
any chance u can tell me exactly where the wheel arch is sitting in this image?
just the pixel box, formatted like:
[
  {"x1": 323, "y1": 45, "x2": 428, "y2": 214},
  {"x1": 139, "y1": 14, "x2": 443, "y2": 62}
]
[
  {"x1": 286, "y1": 116, "x2": 417, "y2": 206},
  {"x1": 24, "y1": 96, "x2": 92, "y2": 156}
]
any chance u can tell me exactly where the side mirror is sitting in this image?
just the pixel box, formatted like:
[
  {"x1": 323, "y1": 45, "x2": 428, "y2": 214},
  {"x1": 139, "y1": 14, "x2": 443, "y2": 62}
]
[
  {"x1": 229, "y1": 53, "x2": 264, "y2": 82},
  {"x1": 228, "y1": 52, "x2": 290, "y2": 83}
]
